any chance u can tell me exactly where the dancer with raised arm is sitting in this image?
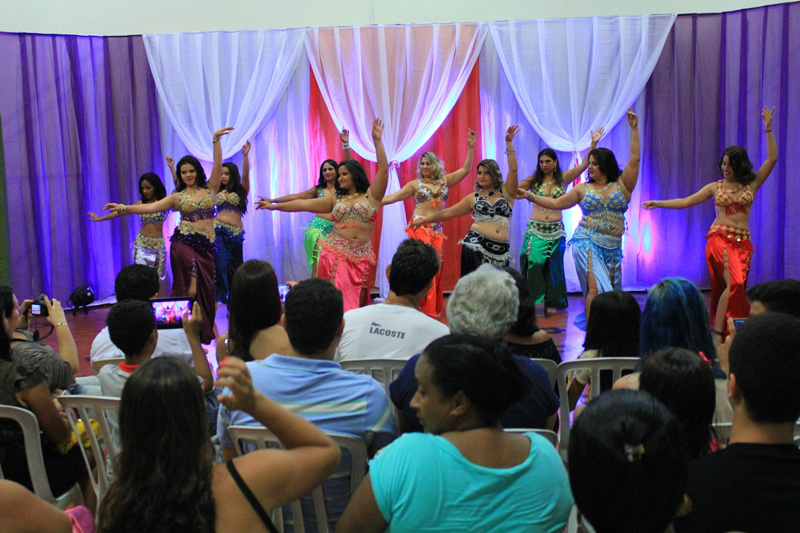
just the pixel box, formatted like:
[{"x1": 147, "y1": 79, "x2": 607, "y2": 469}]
[
  {"x1": 518, "y1": 129, "x2": 603, "y2": 316},
  {"x1": 103, "y1": 127, "x2": 234, "y2": 343},
  {"x1": 642, "y1": 106, "x2": 777, "y2": 337},
  {"x1": 382, "y1": 129, "x2": 476, "y2": 316},
  {"x1": 213, "y1": 141, "x2": 250, "y2": 304},
  {"x1": 89, "y1": 173, "x2": 170, "y2": 280},
  {"x1": 410, "y1": 126, "x2": 519, "y2": 277},
  {"x1": 517, "y1": 110, "x2": 640, "y2": 324},
  {"x1": 265, "y1": 130, "x2": 353, "y2": 277},
  {"x1": 257, "y1": 120, "x2": 388, "y2": 311}
]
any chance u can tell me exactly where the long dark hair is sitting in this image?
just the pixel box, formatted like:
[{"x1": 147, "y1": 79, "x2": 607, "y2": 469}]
[
  {"x1": 139, "y1": 173, "x2": 167, "y2": 203},
  {"x1": 317, "y1": 159, "x2": 338, "y2": 189},
  {"x1": 335, "y1": 160, "x2": 370, "y2": 196},
  {"x1": 97, "y1": 358, "x2": 215, "y2": 533},
  {"x1": 719, "y1": 146, "x2": 756, "y2": 186},
  {"x1": 587, "y1": 148, "x2": 621, "y2": 183},
  {"x1": 475, "y1": 159, "x2": 503, "y2": 192},
  {"x1": 175, "y1": 155, "x2": 208, "y2": 191},
  {"x1": 502, "y1": 267, "x2": 539, "y2": 337},
  {"x1": 584, "y1": 291, "x2": 641, "y2": 357},
  {"x1": 221, "y1": 163, "x2": 248, "y2": 214},
  {"x1": 529, "y1": 148, "x2": 564, "y2": 189},
  {"x1": 228, "y1": 260, "x2": 282, "y2": 361},
  {"x1": 0, "y1": 286, "x2": 11, "y2": 360}
]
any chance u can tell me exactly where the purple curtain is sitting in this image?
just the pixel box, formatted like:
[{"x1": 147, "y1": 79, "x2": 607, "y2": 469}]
[
  {"x1": 639, "y1": 2, "x2": 800, "y2": 288},
  {"x1": 0, "y1": 33, "x2": 162, "y2": 300}
]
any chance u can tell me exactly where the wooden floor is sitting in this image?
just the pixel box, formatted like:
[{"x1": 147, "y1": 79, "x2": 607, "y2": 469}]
[{"x1": 39, "y1": 292, "x2": 656, "y2": 377}]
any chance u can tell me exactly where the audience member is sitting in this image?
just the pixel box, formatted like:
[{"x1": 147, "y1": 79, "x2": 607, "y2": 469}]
[
  {"x1": 0, "y1": 480, "x2": 94, "y2": 533},
  {"x1": 567, "y1": 290, "x2": 640, "y2": 410},
  {"x1": 217, "y1": 259, "x2": 289, "y2": 362},
  {"x1": 502, "y1": 267, "x2": 561, "y2": 364},
  {"x1": 97, "y1": 356, "x2": 340, "y2": 533},
  {"x1": 569, "y1": 389, "x2": 689, "y2": 533},
  {"x1": 746, "y1": 278, "x2": 800, "y2": 317},
  {"x1": 391, "y1": 264, "x2": 559, "y2": 432},
  {"x1": 640, "y1": 347, "x2": 716, "y2": 459},
  {"x1": 675, "y1": 313, "x2": 800, "y2": 532},
  {"x1": 337, "y1": 334, "x2": 573, "y2": 533},
  {"x1": 218, "y1": 278, "x2": 396, "y2": 531},
  {"x1": 90, "y1": 264, "x2": 193, "y2": 367},
  {"x1": 336, "y1": 239, "x2": 449, "y2": 362}
]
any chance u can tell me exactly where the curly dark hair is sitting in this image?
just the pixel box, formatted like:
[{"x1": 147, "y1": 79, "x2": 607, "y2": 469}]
[
  {"x1": 719, "y1": 145, "x2": 756, "y2": 186},
  {"x1": 335, "y1": 160, "x2": 371, "y2": 196},
  {"x1": 175, "y1": 155, "x2": 209, "y2": 191},
  {"x1": 139, "y1": 173, "x2": 168, "y2": 203},
  {"x1": 528, "y1": 148, "x2": 564, "y2": 189},
  {"x1": 221, "y1": 162, "x2": 248, "y2": 214},
  {"x1": 587, "y1": 148, "x2": 621, "y2": 183}
]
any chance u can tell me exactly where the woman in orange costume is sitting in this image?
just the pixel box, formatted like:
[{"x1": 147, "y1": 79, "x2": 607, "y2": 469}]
[
  {"x1": 381, "y1": 130, "x2": 476, "y2": 317},
  {"x1": 642, "y1": 106, "x2": 777, "y2": 337}
]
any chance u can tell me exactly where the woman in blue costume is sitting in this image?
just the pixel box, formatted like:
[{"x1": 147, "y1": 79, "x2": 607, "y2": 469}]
[
  {"x1": 104, "y1": 126, "x2": 234, "y2": 343},
  {"x1": 517, "y1": 128, "x2": 603, "y2": 316},
  {"x1": 89, "y1": 172, "x2": 170, "y2": 281},
  {"x1": 265, "y1": 130, "x2": 352, "y2": 276},
  {"x1": 518, "y1": 110, "x2": 639, "y2": 324}
]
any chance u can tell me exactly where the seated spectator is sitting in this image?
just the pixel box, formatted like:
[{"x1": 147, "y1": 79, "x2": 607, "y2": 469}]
[
  {"x1": 97, "y1": 356, "x2": 340, "y2": 533},
  {"x1": 640, "y1": 347, "x2": 716, "y2": 459},
  {"x1": 336, "y1": 239, "x2": 449, "y2": 362},
  {"x1": 218, "y1": 278, "x2": 396, "y2": 531},
  {"x1": 217, "y1": 259, "x2": 289, "y2": 361},
  {"x1": 567, "y1": 290, "x2": 640, "y2": 411},
  {"x1": 613, "y1": 277, "x2": 732, "y2": 423},
  {"x1": 90, "y1": 264, "x2": 193, "y2": 367},
  {"x1": 337, "y1": 334, "x2": 573, "y2": 533},
  {"x1": 391, "y1": 264, "x2": 558, "y2": 432},
  {"x1": 1, "y1": 286, "x2": 78, "y2": 393},
  {"x1": 502, "y1": 267, "x2": 561, "y2": 364},
  {"x1": 675, "y1": 313, "x2": 800, "y2": 532},
  {"x1": 569, "y1": 389, "x2": 689, "y2": 533},
  {"x1": 746, "y1": 278, "x2": 800, "y2": 318},
  {"x1": 0, "y1": 480, "x2": 94, "y2": 533}
]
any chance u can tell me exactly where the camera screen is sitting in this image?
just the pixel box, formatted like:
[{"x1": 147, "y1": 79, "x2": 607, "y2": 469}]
[
  {"x1": 278, "y1": 284, "x2": 290, "y2": 303},
  {"x1": 30, "y1": 304, "x2": 43, "y2": 316},
  {"x1": 151, "y1": 299, "x2": 192, "y2": 329}
]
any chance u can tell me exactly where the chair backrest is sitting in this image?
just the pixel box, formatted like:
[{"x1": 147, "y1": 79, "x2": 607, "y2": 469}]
[
  {"x1": 91, "y1": 357, "x2": 124, "y2": 375},
  {"x1": 339, "y1": 358, "x2": 407, "y2": 398},
  {"x1": 556, "y1": 358, "x2": 640, "y2": 456},
  {"x1": 531, "y1": 359, "x2": 558, "y2": 387},
  {"x1": 504, "y1": 428, "x2": 559, "y2": 448},
  {"x1": 712, "y1": 421, "x2": 733, "y2": 448},
  {"x1": 0, "y1": 405, "x2": 84, "y2": 510},
  {"x1": 58, "y1": 395, "x2": 121, "y2": 511},
  {"x1": 227, "y1": 425, "x2": 367, "y2": 533}
]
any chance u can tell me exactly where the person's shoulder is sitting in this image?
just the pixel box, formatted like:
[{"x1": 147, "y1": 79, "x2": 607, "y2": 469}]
[
  {"x1": 513, "y1": 355, "x2": 551, "y2": 383},
  {"x1": 90, "y1": 327, "x2": 123, "y2": 362}
]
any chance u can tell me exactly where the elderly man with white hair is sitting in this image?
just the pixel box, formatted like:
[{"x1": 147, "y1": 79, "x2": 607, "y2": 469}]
[{"x1": 389, "y1": 264, "x2": 559, "y2": 433}]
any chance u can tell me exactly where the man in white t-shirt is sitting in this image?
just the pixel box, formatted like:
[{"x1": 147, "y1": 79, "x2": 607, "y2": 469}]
[
  {"x1": 90, "y1": 265, "x2": 193, "y2": 370},
  {"x1": 336, "y1": 239, "x2": 449, "y2": 362}
]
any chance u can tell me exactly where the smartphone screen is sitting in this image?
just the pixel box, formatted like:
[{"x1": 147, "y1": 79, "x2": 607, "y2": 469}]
[
  {"x1": 278, "y1": 284, "x2": 290, "y2": 303},
  {"x1": 732, "y1": 318, "x2": 747, "y2": 331},
  {"x1": 150, "y1": 298, "x2": 193, "y2": 329}
]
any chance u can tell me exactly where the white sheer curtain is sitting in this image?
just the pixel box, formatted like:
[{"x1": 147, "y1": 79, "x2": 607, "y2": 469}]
[
  {"x1": 143, "y1": 28, "x2": 308, "y2": 160},
  {"x1": 305, "y1": 23, "x2": 487, "y2": 296}
]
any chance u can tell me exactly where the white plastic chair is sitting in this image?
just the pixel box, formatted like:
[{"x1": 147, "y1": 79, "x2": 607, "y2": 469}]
[
  {"x1": 504, "y1": 428, "x2": 559, "y2": 448},
  {"x1": 0, "y1": 405, "x2": 84, "y2": 510},
  {"x1": 58, "y1": 395, "x2": 121, "y2": 510},
  {"x1": 91, "y1": 357, "x2": 124, "y2": 376},
  {"x1": 556, "y1": 358, "x2": 640, "y2": 457},
  {"x1": 531, "y1": 358, "x2": 558, "y2": 387},
  {"x1": 227, "y1": 426, "x2": 367, "y2": 533},
  {"x1": 339, "y1": 359, "x2": 406, "y2": 398}
]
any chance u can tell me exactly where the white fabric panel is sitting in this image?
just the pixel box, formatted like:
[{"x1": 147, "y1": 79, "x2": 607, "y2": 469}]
[{"x1": 305, "y1": 23, "x2": 487, "y2": 296}]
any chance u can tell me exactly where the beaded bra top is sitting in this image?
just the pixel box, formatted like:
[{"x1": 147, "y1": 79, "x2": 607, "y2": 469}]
[
  {"x1": 179, "y1": 190, "x2": 216, "y2": 222},
  {"x1": 714, "y1": 180, "x2": 753, "y2": 216},
  {"x1": 140, "y1": 211, "x2": 167, "y2": 226},
  {"x1": 533, "y1": 182, "x2": 565, "y2": 199},
  {"x1": 415, "y1": 179, "x2": 449, "y2": 207},
  {"x1": 332, "y1": 194, "x2": 378, "y2": 227},
  {"x1": 215, "y1": 191, "x2": 244, "y2": 213},
  {"x1": 577, "y1": 181, "x2": 628, "y2": 237},
  {"x1": 473, "y1": 190, "x2": 512, "y2": 228}
]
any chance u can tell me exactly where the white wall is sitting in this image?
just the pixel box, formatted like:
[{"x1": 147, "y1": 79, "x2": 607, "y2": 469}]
[{"x1": 1, "y1": 0, "x2": 793, "y2": 36}]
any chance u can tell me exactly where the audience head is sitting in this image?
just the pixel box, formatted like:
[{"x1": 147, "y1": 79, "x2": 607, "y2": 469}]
[
  {"x1": 412, "y1": 334, "x2": 528, "y2": 433},
  {"x1": 284, "y1": 279, "x2": 343, "y2": 357},
  {"x1": 229, "y1": 260, "x2": 282, "y2": 361},
  {"x1": 640, "y1": 347, "x2": 715, "y2": 458},
  {"x1": 0, "y1": 285, "x2": 16, "y2": 336},
  {"x1": 584, "y1": 290, "x2": 641, "y2": 357},
  {"x1": 106, "y1": 300, "x2": 157, "y2": 361},
  {"x1": 569, "y1": 390, "x2": 688, "y2": 533},
  {"x1": 720, "y1": 145, "x2": 755, "y2": 186},
  {"x1": 175, "y1": 155, "x2": 208, "y2": 191},
  {"x1": 99, "y1": 357, "x2": 214, "y2": 532},
  {"x1": 747, "y1": 279, "x2": 800, "y2": 318},
  {"x1": 447, "y1": 265, "x2": 518, "y2": 341},
  {"x1": 587, "y1": 147, "x2": 622, "y2": 182},
  {"x1": 388, "y1": 239, "x2": 440, "y2": 298},
  {"x1": 221, "y1": 162, "x2": 247, "y2": 213},
  {"x1": 139, "y1": 172, "x2": 167, "y2": 203},
  {"x1": 317, "y1": 159, "x2": 338, "y2": 188},
  {"x1": 114, "y1": 264, "x2": 160, "y2": 302},
  {"x1": 417, "y1": 152, "x2": 445, "y2": 181},
  {"x1": 475, "y1": 159, "x2": 503, "y2": 191},
  {"x1": 641, "y1": 278, "x2": 716, "y2": 368},
  {"x1": 502, "y1": 266, "x2": 540, "y2": 337},
  {"x1": 336, "y1": 160, "x2": 370, "y2": 195},
  {"x1": 729, "y1": 312, "x2": 800, "y2": 424}
]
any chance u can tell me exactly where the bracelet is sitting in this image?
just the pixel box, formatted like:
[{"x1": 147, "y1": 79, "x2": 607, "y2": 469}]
[
  {"x1": 527, "y1": 191, "x2": 536, "y2": 203},
  {"x1": 764, "y1": 129, "x2": 772, "y2": 132},
  {"x1": 505, "y1": 149, "x2": 516, "y2": 155},
  {"x1": 654, "y1": 200, "x2": 660, "y2": 208},
  {"x1": 53, "y1": 322, "x2": 68, "y2": 329},
  {"x1": 712, "y1": 329, "x2": 725, "y2": 337},
  {"x1": 342, "y1": 143, "x2": 350, "y2": 149},
  {"x1": 117, "y1": 204, "x2": 126, "y2": 214},
  {"x1": 212, "y1": 136, "x2": 221, "y2": 144}
]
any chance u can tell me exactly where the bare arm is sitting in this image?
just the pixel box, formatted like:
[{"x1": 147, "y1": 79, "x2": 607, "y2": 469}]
[
  {"x1": 241, "y1": 141, "x2": 251, "y2": 195},
  {"x1": 341, "y1": 129, "x2": 353, "y2": 161},
  {"x1": 444, "y1": 128, "x2": 477, "y2": 188},
  {"x1": 267, "y1": 187, "x2": 319, "y2": 204},
  {"x1": 183, "y1": 302, "x2": 214, "y2": 392},
  {"x1": 209, "y1": 126, "x2": 234, "y2": 192},
  {"x1": 753, "y1": 106, "x2": 777, "y2": 191},
  {"x1": 88, "y1": 210, "x2": 120, "y2": 222},
  {"x1": 43, "y1": 297, "x2": 78, "y2": 374},
  {"x1": 567, "y1": 378, "x2": 587, "y2": 411},
  {"x1": 381, "y1": 181, "x2": 416, "y2": 206},
  {"x1": 336, "y1": 475, "x2": 388, "y2": 533},
  {"x1": 104, "y1": 193, "x2": 177, "y2": 215},
  {"x1": 0, "y1": 480, "x2": 72, "y2": 533},
  {"x1": 518, "y1": 183, "x2": 583, "y2": 210},
  {"x1": 257, "y1": 195, "x2": 335, "y2": 214},
  {"x1": 408, "y1": 193, "x2": 474, "y2": 228},
  {"x1": 503, "y1": 125, "x2": 520, "y2": 200},
  {"x1": 642, "y1": 183, "x2": 714, "y2": 210},
  {"x1": 18, "y1": 383, "x2": 72, "y2": 447},
  {"x1": 166, "y1": 156, "x2": 178, "y2": 189},
  {"x1": 563, "y1": 128, "x2": 604, "y2": 185},
  {"x1": 619, "y1": 109, "x2": 641, "y2": 194},
  {"x1": 367, "y1": 119, "x2": 390, "y2": 202}
]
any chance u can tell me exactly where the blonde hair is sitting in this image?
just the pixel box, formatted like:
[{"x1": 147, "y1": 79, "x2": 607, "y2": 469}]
[{"x1": 417, "y1": 152, "x2": 445, "y2": 181}]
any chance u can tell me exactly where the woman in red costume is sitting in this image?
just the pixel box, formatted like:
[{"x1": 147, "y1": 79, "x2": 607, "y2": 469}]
[
  {"x1": 642, "y1": 106, "x2": 777, "y2": 337},
  {"x1": 381, "y1": 129, "x2": 476, "y2": 317}
]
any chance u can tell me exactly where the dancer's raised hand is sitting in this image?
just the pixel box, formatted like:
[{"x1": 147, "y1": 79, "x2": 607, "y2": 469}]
[
  {"x1": 165, "y1": 156, "x2": 175, "y2": 169},
  {"x1": 372, "y1": 119, "x2": 384, "y2": 141},
  {"x1": 213, "y1": 126, "x2": 234, "y2": 140},
  {"x1": 591, "y1": 127, "x2": 605, "y2": 144},
  {"x1": 761, "y1": 105, "x2": 775, "y2": 131},
  {"x1": 627, "y1": 109, "x2": 638, "y2": 129},
  {"x1": 467, "y1": 128, "x2": 477, "y2": 147},
  {"x1": 505, "y1": 125, "x2": 520, "y2": 143},
  {"x1": 340, "y1": 129, "x2": 350, "y2": 144},
  {"x1": 242, "y1": 141, "x2": 251, "y2": 156}
]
